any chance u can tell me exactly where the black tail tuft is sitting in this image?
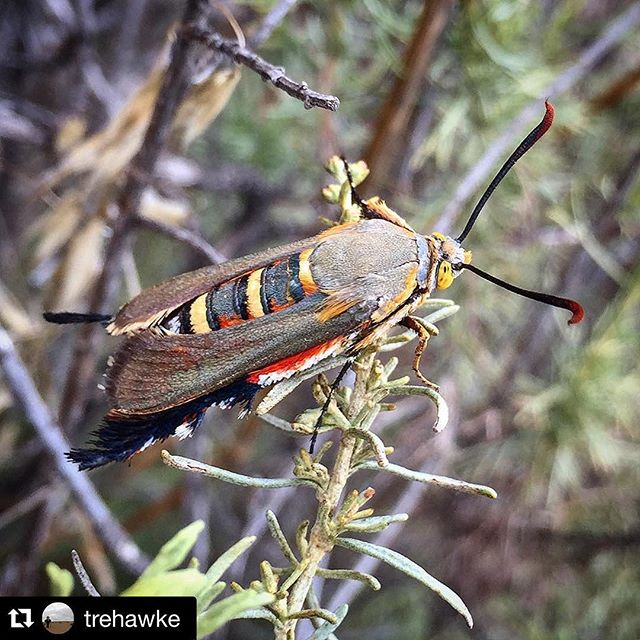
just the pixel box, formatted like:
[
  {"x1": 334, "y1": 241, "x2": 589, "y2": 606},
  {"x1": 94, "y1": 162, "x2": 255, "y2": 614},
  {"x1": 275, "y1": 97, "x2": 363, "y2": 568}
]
[
  {"x1": 67, "y1": 381, "x2": 260, "y2": 471},
  {"x1": 44, "y1": 311, "x2": 113, "y2": 325},
  {"x1": 67, "y1": 407, "x2": 208, "y2": 471}
]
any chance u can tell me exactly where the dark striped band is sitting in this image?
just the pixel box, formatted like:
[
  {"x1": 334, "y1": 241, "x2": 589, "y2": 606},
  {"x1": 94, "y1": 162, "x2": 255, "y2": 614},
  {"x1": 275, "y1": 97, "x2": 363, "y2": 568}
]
[
  {"x1": 233, "y1": 275, "x2": 250, "y2": 320},
  {"x1": 287, "y1": 253, "x2": 305, "y2": 302},
  {"x1": 205, "y1": 290, "x2": 221, "y2": 330}
]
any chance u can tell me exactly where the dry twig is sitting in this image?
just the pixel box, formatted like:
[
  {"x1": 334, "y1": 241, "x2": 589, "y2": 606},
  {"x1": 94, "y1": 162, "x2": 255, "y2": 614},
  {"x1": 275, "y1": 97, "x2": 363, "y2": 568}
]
[
  {"x1": 71, "y1": 549, "x2": 101, "y2": 596},
  {"x1": 187, "y1": 26, "x2": 340, "y2": 111}
]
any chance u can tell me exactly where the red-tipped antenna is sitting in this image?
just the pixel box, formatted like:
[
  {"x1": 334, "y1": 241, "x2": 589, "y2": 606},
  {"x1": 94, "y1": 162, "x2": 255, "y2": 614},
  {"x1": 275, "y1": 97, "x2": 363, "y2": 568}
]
[
  {"x1": 456, "y1": 101, "x2": 555, "y2": 243},
  {"x1": 457, "y1": 262, "x2": 584, "y2": 325}
]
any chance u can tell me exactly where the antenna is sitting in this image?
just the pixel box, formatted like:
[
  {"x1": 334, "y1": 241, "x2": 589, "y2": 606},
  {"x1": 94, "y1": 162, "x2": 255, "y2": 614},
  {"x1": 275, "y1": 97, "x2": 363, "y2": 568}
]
[
  {"x1": 456, "y1": 262, "x2": 584, "y2": 325},
  {"x1": 456, "y1": 101, "x2": 555, "y2": 243}
]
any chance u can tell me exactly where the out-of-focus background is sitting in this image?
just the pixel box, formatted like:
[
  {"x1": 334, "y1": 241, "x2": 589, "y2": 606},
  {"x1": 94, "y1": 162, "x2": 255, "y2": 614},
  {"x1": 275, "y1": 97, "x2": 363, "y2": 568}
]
[{"x1": 1, "y1": 0, "x2": 639, "y2": 638}]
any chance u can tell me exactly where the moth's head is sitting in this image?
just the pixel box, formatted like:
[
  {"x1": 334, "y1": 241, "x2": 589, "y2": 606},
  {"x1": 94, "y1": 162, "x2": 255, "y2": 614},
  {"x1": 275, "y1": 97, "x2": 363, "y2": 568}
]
[{"x1": 429, "y1": 232, "x2": 472, "y2": 290}]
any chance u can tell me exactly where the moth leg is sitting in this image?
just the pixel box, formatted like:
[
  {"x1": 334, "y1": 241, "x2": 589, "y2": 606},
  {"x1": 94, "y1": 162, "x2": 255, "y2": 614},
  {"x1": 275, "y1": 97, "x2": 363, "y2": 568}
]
[
  {"x1": 310, "y1": 357, "x2": 354, "y2": 454},
  {"x1": 400, "y1": 316, "x2": 439, "y2": 391}
]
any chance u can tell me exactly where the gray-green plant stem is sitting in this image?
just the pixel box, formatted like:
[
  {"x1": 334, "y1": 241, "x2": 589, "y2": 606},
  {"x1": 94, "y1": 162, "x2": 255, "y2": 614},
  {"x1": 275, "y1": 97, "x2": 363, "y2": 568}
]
[
  {"x1": 277, "y1": 438, "x2": 355, "y2": 640},
  {"x1": 277, "y1": 353, "x2": 374, "y2": 639},
  {"x1": 71, "y1": 549, "x2": 101, "y2": 596}
]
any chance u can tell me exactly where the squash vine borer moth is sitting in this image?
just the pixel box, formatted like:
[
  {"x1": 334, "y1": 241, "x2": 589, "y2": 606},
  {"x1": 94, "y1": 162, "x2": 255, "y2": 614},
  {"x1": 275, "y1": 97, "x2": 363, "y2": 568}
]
[{"x1": 45, "y1": 102, "x2": 584, "y2": 470}]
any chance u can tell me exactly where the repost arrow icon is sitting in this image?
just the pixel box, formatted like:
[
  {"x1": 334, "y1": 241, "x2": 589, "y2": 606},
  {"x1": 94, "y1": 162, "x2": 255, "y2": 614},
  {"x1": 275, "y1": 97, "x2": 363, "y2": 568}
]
[{"x1": 19, "y1": 609, "x2": 34, "y2": 628}]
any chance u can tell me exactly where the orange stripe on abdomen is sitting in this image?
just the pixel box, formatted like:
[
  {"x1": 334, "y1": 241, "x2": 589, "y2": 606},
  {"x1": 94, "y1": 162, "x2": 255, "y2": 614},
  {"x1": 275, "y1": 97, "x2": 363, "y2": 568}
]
[
  {"x1": 298, "y1": 247, "x2": 318, "y2": 295},
  {"x1": 217, "y1": 315, "x2": 244, "y2": 329}
]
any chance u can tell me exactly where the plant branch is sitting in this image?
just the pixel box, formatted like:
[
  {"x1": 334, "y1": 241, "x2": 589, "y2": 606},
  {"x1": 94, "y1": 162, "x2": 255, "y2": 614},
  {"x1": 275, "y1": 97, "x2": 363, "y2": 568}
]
[
  {"x1": 276, "y1": 434, "x2": 358, "y2": 640},
  {"x1": 135, "y1": 215, "x2": 226, "y2": 264},
  {"x1": 278, "y1": 352, "x2": 376, "y2": 638},
  {"x1": 0, "y1": 325, "x2": 149, "y2": 574},
  {"x1": 71, "y1": 549, "x2": 101, "y2": 596},
  {"x1": 327, "y1": 425, "x2": 457, "y2": 612},
  {"x1": 186, "y1": 26, "x2": 340, "y2": 111}
]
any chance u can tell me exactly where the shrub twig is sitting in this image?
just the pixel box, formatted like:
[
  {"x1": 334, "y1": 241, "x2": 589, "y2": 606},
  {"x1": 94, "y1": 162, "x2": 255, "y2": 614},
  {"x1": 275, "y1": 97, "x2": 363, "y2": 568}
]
[
  {"x1": 186, "y1": 26, "x2": 340, "y2": 111},
  {"x1": 71, "y1": 549, "x2": 100, "y2": 596}
]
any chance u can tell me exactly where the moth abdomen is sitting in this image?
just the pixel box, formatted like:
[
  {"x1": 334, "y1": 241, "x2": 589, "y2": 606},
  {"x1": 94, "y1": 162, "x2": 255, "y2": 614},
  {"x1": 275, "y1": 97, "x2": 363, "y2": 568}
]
[{"x1": 164, "y1": 249, "x2": 321, "y2": 335}]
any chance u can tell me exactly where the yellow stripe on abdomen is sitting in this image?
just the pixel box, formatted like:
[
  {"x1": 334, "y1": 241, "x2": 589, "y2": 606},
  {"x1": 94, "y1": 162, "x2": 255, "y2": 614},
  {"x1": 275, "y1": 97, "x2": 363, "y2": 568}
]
[
  {"x1": 246, "y1": 268, "x2": 265, "y2": 318},
  {"x1": 189, "y1": 293, "x2": 210, "y2": 333}
]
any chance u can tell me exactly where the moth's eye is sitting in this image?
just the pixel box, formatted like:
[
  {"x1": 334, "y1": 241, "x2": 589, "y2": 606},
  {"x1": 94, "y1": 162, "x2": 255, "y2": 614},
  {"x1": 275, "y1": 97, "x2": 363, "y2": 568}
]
[{"x1": 437, "y1": 261, "x2": 454, "y2": 289}]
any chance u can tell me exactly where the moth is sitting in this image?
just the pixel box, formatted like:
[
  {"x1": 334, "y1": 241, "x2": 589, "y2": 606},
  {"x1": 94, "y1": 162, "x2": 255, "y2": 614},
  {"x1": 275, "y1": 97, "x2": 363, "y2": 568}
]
[{"x1": 45, "y1": 102, "x2": 583, "y2": 470}]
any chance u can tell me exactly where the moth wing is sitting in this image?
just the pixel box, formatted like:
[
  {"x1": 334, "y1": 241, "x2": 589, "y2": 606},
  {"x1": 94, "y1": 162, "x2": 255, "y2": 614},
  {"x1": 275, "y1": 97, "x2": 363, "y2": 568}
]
[
  {"x1": 107, "y1": 219, "x2": 424, "y2": 414},
  {"x1": 316, "y1": 257, "x2": 421, "y2": 324},
  {"x1": 109, "y1": 234, "x2": 327, "y2": 334},
  {"x1": 106, "y1": 293, "x2": 377, "y2": 415}
]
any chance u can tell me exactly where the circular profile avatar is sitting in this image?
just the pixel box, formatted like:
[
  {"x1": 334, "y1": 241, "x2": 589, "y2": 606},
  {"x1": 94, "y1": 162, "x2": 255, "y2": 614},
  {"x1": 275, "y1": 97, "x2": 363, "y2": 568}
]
[{"x1": 42, "y1": 602, "x2": 74, "y2": 635}]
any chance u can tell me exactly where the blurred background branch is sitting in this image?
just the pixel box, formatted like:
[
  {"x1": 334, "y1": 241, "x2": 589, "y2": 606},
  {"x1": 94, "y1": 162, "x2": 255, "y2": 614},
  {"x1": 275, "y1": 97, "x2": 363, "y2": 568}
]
[{"x1": 0, "y1": 325, "x2": 148, "y2": 574}]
